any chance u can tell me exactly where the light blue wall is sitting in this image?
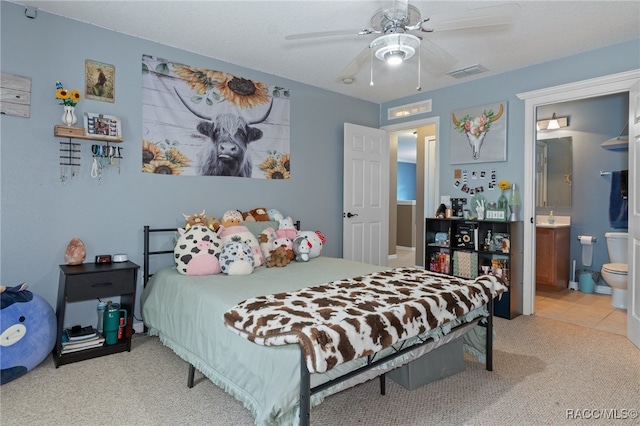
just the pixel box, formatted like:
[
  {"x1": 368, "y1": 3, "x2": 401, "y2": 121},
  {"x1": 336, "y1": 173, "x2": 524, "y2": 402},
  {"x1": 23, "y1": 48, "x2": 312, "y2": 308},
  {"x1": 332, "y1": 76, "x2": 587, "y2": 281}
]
[
  {"x1": 397, "y1": 162, "x2": 416, "y2": 200},
  {"x1": 2, "y1": 0, "x2": 638, "y2": 326},
  {"x1": 381, "y1": 39, "x2": 640, "y2": 208},
  {"x1": 0, "y1": 2, "x2": 378, "y2": 323}
]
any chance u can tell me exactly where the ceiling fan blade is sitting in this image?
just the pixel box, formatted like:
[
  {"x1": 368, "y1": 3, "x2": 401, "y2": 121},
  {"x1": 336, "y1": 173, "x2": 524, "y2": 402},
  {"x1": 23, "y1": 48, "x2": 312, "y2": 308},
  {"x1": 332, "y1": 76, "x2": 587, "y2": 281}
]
[
  {"x1": 418, "y1": 38, "x2": 458, "y2": 76},
  {"x1": 285, "y1": 28, "x2": 365, "y2": 41},
  {"x1": 423, "y1": 3, "x2": 521, "y2": 32},
  {"x1": 338, "y1": 46, "x2": 372, "y2": 79}
]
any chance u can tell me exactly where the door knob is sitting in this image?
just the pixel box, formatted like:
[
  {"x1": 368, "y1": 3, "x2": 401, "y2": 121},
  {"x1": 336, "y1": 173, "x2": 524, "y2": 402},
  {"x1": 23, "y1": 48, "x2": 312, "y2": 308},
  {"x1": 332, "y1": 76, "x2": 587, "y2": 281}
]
[{"x1": 345, "y1": 212, "x2": 358, "y2": 218}]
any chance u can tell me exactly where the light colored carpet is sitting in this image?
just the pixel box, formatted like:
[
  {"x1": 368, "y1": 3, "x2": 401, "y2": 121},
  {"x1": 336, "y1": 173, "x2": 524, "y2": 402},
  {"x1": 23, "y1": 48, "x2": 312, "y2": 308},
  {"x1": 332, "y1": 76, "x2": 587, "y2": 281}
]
[{"x1": 1, "y1": 315, "x2": 638, "y2": 425}]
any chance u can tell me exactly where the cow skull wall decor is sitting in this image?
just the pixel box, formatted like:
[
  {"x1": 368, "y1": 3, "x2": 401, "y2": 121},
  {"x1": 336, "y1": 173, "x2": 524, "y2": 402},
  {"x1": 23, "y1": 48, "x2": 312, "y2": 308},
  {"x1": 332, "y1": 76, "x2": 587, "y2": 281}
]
[{"x1": 450, "y1": 102, "x2": 506, "y2": 164}]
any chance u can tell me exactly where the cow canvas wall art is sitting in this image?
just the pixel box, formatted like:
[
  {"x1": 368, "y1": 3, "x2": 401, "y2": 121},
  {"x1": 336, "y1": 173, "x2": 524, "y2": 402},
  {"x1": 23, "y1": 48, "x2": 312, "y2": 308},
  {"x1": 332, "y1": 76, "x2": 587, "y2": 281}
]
[
  {"x1": 141, "y1": 54, "x2": 290, "y2": 178},
  {"x1": 450, "y1": 101, "x2": 507, "y2": 164}
]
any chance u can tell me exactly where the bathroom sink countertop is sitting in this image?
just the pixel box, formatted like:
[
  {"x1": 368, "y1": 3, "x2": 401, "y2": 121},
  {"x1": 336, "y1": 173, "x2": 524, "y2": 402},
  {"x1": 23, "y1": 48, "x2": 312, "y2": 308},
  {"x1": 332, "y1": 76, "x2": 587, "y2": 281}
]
[
  {"x1": 536, "y1": 215, "x2": 571, "y2": 228},
  {"x1": 536, "y1": 222, "x2": 571, "y2": 228}
]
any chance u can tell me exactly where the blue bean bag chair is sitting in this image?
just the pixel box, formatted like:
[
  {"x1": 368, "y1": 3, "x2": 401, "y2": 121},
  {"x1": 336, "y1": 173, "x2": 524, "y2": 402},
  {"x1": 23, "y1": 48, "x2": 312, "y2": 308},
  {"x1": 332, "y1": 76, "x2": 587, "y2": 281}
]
[{"x1": 1, "y1": 283, "x2": 57, "y2": 385}]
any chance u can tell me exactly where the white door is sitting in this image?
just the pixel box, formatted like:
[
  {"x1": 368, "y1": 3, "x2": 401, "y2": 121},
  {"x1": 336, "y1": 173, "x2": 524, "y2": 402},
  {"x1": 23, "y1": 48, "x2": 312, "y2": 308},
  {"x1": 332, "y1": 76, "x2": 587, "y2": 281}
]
[
  {"x1": 628, "y1": 80, "x2": 640, "y2": 349},
  {"x1": 343, "y1": 123, "x2": 389, "y2": 266}
]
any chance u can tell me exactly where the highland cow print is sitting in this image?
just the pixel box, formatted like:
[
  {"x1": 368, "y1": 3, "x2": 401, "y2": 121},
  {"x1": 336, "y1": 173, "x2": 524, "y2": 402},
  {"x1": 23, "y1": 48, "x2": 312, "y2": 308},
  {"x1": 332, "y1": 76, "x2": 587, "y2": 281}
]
[{"x1": 224, "y1": 268, "x2": 508, "y2": 373}]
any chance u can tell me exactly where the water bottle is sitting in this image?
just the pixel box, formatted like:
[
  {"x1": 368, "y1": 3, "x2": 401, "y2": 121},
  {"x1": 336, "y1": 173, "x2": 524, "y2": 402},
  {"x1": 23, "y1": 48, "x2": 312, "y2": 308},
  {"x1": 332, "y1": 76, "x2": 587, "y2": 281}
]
[{"x1": 97, "y1": 301, "x2": 107, "y2": 335}]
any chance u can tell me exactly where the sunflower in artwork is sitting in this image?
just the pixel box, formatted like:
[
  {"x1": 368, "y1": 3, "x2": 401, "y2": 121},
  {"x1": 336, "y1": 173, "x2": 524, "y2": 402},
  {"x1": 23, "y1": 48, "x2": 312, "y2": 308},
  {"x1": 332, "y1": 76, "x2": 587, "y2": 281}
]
[
  {"x1": 278, "y1": 153, "x2": 290, "y2": 172},
  {"x1": 263, "y1": 165, "x2": 290, "y2": 180},
  {"x1": 142, "y1": 140, "x2": 164, "y2": 164},
  {"x1": 259, "y1": 155, "x2": 278, "y2": 172},
  {"x1": 259, "y1": 151, "x2": 290, "y2": 179},
  {"x1": 166, "y1": 147, "x2": 191, "y2": 166},
  {"x1": 174, "y1": 65, "x2": 227, "y2": 96},
  {"x1": 216, "y1": 74, "x2": 270, "y2": 110},
  {"x1": 142, "y1": 160, "x2": 183, "y2": 175}
]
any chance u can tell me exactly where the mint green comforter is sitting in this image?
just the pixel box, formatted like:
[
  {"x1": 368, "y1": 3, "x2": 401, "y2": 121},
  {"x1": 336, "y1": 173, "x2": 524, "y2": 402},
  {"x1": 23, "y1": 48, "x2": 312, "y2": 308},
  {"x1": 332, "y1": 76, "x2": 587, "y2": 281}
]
[{"x1": 141, "y1": 257, "x2": 488, "y2": 425}]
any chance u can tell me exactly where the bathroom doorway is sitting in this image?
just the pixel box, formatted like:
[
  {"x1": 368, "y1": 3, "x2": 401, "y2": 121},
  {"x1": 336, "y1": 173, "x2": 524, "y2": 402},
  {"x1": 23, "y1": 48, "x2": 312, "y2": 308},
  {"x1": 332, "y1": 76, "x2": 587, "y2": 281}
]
[
  {"x1": 518, "y1": 70, "x2": 638, "y2": 344},
  {"x1": 532, "y1": 94, "x2": 629, "y2": 335}
]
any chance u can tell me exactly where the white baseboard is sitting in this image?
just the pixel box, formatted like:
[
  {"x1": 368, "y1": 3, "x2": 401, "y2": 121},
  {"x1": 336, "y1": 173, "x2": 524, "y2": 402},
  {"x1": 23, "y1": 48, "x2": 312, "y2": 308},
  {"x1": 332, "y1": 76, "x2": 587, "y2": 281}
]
[
  {"x1": 397, "y1": 246, "x2": 416, "y2": 251},
  {"x1": 595, "y1": 284, "x2": 612, "y2": 295}
]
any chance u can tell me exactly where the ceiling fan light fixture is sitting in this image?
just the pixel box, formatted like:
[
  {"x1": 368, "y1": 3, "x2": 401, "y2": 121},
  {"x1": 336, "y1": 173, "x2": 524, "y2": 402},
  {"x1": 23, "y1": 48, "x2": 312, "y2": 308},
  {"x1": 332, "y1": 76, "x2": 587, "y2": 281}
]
[
  {"x1": 384, "y1": 50, "x2": 405, "y2": 65},
  {"x1": 370, "y1": 33, "x2": 420, "y2": 64}
]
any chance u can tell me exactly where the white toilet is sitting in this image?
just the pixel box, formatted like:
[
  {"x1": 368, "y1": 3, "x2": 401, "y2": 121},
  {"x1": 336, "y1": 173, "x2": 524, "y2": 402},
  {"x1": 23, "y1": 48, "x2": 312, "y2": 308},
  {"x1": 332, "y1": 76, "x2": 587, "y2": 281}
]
[{"x1": 600, "y1": 232, "x2": 628, "y2": 309}]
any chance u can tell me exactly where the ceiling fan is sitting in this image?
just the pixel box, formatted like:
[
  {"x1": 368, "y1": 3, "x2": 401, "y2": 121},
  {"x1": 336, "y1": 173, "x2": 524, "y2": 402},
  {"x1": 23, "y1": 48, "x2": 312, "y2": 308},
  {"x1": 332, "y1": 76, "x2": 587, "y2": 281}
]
[{"x1": 285, "y1": 1, "x2": 521, "y2": 88}]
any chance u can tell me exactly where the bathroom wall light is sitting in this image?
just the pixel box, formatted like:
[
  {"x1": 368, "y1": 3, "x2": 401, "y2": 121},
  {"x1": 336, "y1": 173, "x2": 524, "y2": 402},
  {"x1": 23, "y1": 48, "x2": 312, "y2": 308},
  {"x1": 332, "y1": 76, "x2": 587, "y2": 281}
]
[{"x1": 537, "y1": 113, "x2": 568, "y2": 131}]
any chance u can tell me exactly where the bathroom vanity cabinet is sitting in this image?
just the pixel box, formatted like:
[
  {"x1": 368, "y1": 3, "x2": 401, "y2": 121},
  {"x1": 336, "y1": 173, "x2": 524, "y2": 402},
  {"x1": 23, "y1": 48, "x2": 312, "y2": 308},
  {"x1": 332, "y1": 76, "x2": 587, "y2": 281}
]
[
  {"x1": 425, "y1": 218, "x2": 523, "y2": 319},
  {"x1": 536, "y1": 226, "x2": 570, "y2": 291}
]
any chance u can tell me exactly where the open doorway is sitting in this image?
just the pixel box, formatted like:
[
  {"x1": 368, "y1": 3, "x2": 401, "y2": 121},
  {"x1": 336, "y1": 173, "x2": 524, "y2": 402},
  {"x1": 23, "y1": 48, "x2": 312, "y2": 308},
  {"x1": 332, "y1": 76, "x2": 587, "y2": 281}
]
[
  {"x1": 392, "y1": 130, "x2": 417, "y2": 268},
  {"x1": 532, "y1": 95, "x2": 629, "y2": 336},
  {"x1": 517, "y1": 70, "x2": 638, "y2": 347},
  {"x1": 386, "y1": 119, "x2": 439, "y2": 269}
]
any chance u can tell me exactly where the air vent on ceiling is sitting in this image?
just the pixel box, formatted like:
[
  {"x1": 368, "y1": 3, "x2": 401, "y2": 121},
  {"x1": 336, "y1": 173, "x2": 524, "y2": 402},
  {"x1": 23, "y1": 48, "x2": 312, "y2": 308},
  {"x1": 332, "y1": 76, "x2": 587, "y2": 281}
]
[
  {"x1": 387, "y1": 99, "x2": 432, "y2": 120},
  {"x1": 447, "y1": 64, "x2": 487, "y2": 79}
]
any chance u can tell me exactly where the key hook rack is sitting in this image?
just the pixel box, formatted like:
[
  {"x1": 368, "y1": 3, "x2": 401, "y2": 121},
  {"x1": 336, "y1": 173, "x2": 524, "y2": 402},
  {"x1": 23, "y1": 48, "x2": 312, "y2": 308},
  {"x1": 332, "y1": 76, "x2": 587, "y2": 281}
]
[{"x1": 54, "y1": 125, "x2": 124, "y2": 183}]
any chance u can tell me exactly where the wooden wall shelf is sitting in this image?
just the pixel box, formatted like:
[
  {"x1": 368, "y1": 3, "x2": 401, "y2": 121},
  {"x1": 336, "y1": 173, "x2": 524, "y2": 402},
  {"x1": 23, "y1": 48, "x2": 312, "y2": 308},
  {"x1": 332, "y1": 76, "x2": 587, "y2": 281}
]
[{"x1": 54, "y1": 125, "x2": 122, "y2": 143}]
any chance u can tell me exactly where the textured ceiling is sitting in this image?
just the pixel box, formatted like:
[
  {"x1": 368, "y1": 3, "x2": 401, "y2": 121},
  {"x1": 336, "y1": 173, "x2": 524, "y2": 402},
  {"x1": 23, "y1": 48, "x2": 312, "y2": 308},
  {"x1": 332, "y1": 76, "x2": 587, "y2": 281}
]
[{"x1": 15, "y1": 0, "x2": 640, "y2": 104}]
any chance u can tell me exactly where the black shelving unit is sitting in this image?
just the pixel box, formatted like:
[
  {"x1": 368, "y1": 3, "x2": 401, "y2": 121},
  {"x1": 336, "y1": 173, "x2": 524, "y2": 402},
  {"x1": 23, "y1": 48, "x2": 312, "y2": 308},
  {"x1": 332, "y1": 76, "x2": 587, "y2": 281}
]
[{"x1": 425, "y1": 218, "x2": 522, "y2": 319}]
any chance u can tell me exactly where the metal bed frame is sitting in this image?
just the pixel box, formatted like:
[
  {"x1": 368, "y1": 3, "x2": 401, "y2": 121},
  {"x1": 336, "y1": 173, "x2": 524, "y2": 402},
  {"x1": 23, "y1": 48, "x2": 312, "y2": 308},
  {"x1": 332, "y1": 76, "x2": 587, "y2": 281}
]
[{"x1": 142, "y1": 225, "x2": 495, "y2": 426}]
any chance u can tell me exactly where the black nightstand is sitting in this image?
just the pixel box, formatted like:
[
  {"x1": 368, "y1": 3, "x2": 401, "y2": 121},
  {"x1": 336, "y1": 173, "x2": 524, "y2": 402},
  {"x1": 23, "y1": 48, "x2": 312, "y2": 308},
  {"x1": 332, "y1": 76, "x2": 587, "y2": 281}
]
[{"x1": 53, "y1": 261, "x2": 139, "y2": 367}]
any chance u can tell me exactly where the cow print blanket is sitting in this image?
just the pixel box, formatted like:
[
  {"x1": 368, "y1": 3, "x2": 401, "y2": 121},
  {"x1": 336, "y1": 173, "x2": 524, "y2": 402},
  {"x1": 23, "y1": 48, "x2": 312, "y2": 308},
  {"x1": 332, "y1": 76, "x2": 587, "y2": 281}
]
[{"x1": 223, "y1": 268, "x2": 508, "y2": 373}]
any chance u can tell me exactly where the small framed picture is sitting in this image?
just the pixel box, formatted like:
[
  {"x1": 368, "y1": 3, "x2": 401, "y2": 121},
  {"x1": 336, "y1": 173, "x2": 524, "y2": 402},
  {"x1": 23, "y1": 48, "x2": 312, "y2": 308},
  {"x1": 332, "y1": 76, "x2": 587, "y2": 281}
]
[
  {"x1": 84, "y1": 112, "x2": 121, "y2": 140},
  {"x1": 85, "y1": 60, "x2": 115, "y2": 103}
]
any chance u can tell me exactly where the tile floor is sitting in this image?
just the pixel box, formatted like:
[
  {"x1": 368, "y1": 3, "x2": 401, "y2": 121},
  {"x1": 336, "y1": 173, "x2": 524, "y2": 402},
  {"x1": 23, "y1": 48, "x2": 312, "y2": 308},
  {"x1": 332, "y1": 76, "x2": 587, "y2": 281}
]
[
  {"x1": 390, "y1": 248, "x2": 626, "y2": 336},
  {"x1": 535, "y1": 289, "x2": 627, "y2": 336}
]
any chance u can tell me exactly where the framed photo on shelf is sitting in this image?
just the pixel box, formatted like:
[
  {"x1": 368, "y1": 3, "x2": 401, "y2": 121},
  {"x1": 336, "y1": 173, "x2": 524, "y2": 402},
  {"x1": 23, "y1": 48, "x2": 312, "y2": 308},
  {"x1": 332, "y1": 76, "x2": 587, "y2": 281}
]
[
  {"x1": 85, "y1": 60, "x2": 115, "y2": 103},
  {"x1": 84, "y1": 112, "x2": 121, "y2": 140}
]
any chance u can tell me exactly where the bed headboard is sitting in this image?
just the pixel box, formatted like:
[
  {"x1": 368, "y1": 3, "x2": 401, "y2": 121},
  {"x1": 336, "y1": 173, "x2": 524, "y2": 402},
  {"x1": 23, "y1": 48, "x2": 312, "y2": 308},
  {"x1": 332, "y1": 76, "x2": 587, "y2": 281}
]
[
  {"x1": 143, "y1": 220, "x2": 301, "y2": 286},
  {"x1": 143, "y1": 226, "x2": 177, "y2": 285}
]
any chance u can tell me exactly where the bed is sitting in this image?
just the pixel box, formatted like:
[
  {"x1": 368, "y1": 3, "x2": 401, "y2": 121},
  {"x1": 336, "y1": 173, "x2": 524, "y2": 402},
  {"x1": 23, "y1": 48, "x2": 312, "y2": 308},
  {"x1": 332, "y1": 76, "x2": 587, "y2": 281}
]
[{"x1": 141, "y1": 224, "x2": 508, "y2": 425}]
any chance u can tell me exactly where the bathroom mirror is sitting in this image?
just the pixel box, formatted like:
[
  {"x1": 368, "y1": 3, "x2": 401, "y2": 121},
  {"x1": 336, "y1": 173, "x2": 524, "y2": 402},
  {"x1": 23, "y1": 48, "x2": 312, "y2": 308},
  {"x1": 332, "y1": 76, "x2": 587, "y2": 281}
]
[{"x1": 535, "y1": 136, "x2": 572, "y2": 207}]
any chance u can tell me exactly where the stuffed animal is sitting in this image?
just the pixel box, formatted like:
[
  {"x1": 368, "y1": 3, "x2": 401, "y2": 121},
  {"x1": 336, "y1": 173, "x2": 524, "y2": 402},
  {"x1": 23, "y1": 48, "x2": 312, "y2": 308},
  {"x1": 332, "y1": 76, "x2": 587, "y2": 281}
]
[
  {"x1": 268, "y1": 209, "x2": 284, "y2": 222},
  {"x1": 220, "y1": 210, "x2": 244, "y2": 228},
  {"x1": 273, "y1": 237, "x2": 293, "y2": 251},
  {"x1": 219, "y1": 241, "x2": 254, "y2": 275},
  {"x1": 276, "y1": 216, "x2": 297, "y2": 240},
  {"x1": 183, "y1": 210, "x2": 208, "y2": 229},
  {"x1": 265, "y1": 246, "x2": 291, "y2": 268},
  {"x1": 292, "y1": 235, "x2": 312, "y2": 262},
  {"x1": 207, "y1": 216, "x2": 221, "y2": 231},
  {"x1": 1, "y1": 283, "x2": 56, "y2": 385},
  {"x1": 241, "y1": 211, "x2": 256, "y2": 222},
  {"x1": 174, "y1": 225, "x2": 223, "y2": 275},
  {"x1": 295, "y1": 230, "x2": 325, "y2": 259},
  {"x1": 219, "y1": 225, "x2": 265, "y2": 268},
  {"x1": 250, "y1": 207, "x2": 270, "y2": 221},
  {"x1": 258, "y1": 227, "x2": 277, "y2": 261}
]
